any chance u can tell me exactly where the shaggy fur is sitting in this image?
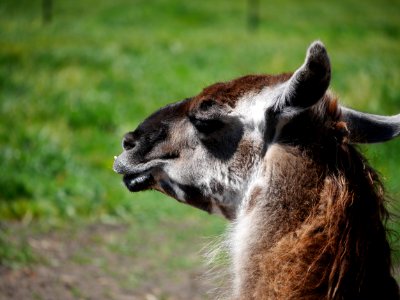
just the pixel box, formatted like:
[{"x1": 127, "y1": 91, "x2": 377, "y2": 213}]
[{"x1": 235, "y1": 97, "x2": 399, "y2": 299}]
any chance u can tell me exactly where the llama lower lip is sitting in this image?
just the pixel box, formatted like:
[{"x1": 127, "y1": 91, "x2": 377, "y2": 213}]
[{"x1": 123, "y1": 173, "x2": 154, "y2": 192}]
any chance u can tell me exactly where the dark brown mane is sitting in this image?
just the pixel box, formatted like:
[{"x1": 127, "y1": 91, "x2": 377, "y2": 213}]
[{"x1": 255, "y1": 98, "x2": 399, "y2": 300}]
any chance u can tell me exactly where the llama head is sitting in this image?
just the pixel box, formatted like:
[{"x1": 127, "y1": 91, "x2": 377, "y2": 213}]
[{"x1": 114, "y1": 41, "x2": 400, "y2": 220}]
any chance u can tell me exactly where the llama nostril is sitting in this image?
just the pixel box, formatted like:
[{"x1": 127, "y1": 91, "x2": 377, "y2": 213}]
[
  {"x1": 122, "y1": 133, "x2": 137, "y2": 150},
  {"x1": 122, "y1": 138, "x2": 136, "y2": 150}
]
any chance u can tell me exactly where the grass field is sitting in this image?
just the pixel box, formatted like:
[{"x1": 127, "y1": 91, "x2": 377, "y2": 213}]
[{"x1": 1, "y1": 0, "x2": 400, "y2": 298}]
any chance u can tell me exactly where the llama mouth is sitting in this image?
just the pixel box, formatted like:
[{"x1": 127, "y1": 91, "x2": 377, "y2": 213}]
[{"x1": 123, "y1": 172, "x2": 155, "y2": 192}]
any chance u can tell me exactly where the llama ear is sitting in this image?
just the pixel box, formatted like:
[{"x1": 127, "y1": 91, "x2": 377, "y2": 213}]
[
  {"x1": 342, "y1": 107, "x2": 400, "y2": 143},
  {"x1": 281, "y1": 41, "x2": 331, "y2": 109}
]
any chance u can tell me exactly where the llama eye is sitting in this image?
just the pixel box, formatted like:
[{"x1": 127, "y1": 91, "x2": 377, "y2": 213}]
[
  {"x1": 199, "y1": 99, "x2": 216, "y2": 111},
  {"x1": 189, "y1": 116, "x2": 224, "y2": 134}
]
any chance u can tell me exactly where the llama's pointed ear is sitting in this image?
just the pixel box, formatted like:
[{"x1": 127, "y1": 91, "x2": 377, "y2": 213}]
[
  {"x1": 281, "y1": 41, "x2": 331, "y2": 108},
  {"x1": 342, "y1": 107, "x2": 400, "y2": 143}
]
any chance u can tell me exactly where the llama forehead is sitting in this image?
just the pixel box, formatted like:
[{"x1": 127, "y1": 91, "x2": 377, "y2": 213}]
[{"x1": 141, "y1": 74, "x2": 292, "y2": 128}]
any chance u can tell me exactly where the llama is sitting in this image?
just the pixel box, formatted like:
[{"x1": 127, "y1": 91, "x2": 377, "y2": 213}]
[{"x1": 113, "y1": 41, "x2": 400, "y2": 299}]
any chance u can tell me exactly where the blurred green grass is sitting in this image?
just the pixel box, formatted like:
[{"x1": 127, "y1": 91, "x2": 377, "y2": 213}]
[{"x1": 0, "y1": 0, "x2": 400, "y2": 269}]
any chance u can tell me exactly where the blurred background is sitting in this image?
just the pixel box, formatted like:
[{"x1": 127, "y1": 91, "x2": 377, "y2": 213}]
[{"x1": 0, "y1": 0, "x2": 399, "y2": 299}]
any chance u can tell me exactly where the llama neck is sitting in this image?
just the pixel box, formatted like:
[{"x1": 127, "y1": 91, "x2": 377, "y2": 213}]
[
  {"x1": 230, "y1": 144, "x2": 399, "y2": 300},
  {"x1": 231, "y1": 145, "x2": 322, "y2": 299}
]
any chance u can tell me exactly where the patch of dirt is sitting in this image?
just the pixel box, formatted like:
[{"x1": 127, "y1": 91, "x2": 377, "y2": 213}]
[
  {"x1": 0, "y1": 222, "x2": 215, "y2": 300},
  {"x1": 2, "y1": 221, "x2": 397, "y2": 299}
]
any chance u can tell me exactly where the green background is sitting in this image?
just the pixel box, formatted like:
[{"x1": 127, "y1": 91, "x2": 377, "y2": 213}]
[{"x1": 1, "y1": 0, "x2": 399, "y2": 295}]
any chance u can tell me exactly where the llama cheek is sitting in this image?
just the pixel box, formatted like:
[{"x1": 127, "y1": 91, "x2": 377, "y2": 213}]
[
  {"x1": 157, "y1": 173, "x2": 214, "y2": 212},
  {"x1": 155, "y1": 171, "x2": 188, "y2": 203},
  {"x1": 176, "y1": 184, "x2": 213, "y2": 213},
  {"x1": 159, "y1": 180, "x2": 179, "y2": 200}
]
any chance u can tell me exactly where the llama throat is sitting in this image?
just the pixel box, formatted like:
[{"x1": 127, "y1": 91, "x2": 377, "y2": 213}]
[{"x1": 114, "y1": 41, "x2": 400, "y2": 299}]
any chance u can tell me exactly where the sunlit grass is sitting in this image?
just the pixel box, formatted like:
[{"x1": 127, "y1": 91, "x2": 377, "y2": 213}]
[{"x1": 0, "y1": 0, "x2": 399, "y2": 273}]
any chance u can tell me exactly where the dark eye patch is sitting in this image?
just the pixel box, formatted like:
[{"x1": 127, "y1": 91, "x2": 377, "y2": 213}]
[{"x1": 189, "y1": 115, "x2": 224, "y2": 134}]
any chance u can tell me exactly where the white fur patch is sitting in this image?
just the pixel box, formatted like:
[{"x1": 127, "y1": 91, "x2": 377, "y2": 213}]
[
  {"x1": 230, "y1": 210, "x2": 256, "y2": 297},
  {"x1": 234, "y1": 85, "x2": 286, "y2": 134}
]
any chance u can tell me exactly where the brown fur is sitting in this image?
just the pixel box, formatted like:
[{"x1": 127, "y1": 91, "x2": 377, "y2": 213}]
[
  {"x1": 239, "y1": 97, "x2": 399, "y2": 299},
  {"x1": 190, "y1": 73, "x2": 292, "y2": 109}
]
